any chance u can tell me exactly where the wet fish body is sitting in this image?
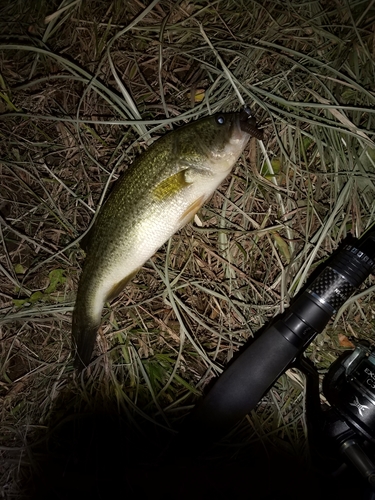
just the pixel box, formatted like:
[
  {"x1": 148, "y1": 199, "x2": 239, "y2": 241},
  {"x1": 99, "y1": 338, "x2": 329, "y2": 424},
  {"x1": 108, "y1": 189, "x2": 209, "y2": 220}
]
[{"x1": 73, "y1": 110, "x2": 262, "y2": 369}]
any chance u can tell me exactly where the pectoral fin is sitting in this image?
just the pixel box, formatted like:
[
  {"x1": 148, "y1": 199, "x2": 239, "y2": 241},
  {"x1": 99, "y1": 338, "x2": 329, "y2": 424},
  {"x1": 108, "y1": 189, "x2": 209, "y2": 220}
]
[{"x1": 152, "y1": 170, "x2": 190, "y2": 201}]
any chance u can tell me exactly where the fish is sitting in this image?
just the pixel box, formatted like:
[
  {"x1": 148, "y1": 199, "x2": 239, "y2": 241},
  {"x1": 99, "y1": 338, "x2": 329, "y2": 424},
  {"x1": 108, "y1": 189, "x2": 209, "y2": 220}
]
[{"x1": 72, "y1": 107, "x2": 263, "y2": 369}]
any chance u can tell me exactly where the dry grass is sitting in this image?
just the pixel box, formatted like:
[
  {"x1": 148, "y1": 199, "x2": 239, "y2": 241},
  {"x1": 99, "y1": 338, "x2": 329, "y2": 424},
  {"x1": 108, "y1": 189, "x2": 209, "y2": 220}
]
[{"x1": 0, "y1": 0, "x2": 375, "y2": 497}]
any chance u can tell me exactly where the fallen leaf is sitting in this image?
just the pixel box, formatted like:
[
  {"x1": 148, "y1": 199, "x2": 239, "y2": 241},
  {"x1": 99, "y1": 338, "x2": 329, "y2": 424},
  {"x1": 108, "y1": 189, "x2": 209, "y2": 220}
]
[{"x1": 338, "y1": 333, "x2": 355, "y2": 348}]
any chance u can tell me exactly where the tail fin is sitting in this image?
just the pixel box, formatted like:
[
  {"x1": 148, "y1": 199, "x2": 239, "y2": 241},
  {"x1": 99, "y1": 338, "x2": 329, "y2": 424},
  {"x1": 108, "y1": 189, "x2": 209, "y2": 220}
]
[
  {"x1": 72, "y1": 296, "x2": 102, "y2": 371},
  {"x1": 72, "y1": 267, "x2": 138, "y2": 370}
]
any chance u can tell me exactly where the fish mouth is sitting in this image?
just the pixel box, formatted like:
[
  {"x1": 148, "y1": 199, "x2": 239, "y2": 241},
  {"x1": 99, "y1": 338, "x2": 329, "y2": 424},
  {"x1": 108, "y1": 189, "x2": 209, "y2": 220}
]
[{"x1": 238, "y1": 107, "x2": 263, "y2": 140}]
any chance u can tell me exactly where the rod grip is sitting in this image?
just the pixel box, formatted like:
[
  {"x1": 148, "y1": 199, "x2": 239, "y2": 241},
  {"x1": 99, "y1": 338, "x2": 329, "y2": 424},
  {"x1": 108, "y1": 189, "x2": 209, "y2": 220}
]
[{"x1": 181, "y1": 323, "x2": 299, "y2": 444}]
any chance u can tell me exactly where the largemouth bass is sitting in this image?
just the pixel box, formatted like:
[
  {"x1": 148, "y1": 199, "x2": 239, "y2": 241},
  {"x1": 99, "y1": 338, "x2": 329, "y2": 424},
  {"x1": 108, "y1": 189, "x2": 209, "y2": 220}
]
[{"x1": 72, "y1": 108, "x2": 262, "y2": 369}]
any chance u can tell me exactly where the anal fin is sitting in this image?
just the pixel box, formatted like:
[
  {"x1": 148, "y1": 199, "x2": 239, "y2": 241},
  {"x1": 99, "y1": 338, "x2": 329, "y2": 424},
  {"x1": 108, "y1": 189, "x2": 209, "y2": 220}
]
[
  {"x1": 178, "y1": 195, "x2": 206, "y2": 226},
  {"x1": 105, "y1": 268, "x2": 141, "y2": 303}
]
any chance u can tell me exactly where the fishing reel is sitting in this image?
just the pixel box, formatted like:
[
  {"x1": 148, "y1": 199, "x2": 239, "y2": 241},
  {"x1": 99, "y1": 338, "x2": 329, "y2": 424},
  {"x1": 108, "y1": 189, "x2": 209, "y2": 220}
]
[
  {"x1": 324, "y1": 341, "x2": 375, "y2": 451},
  {"x1": 295, "y1": 340, "x2": 375, "y2": 495}
]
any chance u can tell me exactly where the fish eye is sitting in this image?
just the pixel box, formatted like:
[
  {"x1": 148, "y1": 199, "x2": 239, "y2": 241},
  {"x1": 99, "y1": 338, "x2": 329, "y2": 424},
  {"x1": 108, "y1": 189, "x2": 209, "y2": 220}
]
[{"x1": 216, "y1": 115, "x2": 225, "y2": 125}]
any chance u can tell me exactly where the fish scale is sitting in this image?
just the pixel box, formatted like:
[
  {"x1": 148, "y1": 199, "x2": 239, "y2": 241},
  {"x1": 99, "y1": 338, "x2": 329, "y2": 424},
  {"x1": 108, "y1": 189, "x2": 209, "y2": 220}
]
[{"x1": 72, "y1": 109, "x2": 262, "y2": 369}]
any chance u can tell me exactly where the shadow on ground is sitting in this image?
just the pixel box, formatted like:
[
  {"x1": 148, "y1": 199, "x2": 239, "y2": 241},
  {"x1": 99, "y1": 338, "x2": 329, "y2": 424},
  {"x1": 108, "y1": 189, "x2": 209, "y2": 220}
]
[{"x1": 18, "y1": 385, "x2": 369, "y2": 500}]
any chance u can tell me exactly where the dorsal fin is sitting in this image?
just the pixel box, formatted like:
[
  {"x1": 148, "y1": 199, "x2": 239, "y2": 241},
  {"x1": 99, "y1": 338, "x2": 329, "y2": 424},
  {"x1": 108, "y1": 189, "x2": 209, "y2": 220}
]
[{"x1": 79, "y1": 225, "x2": 94, "y2": 252}]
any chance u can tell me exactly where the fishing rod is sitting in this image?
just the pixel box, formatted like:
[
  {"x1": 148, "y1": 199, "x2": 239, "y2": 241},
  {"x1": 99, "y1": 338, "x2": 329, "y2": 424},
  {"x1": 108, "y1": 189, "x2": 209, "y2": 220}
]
[{"x1": 175, "y1": 224, "x2": 375, "y2": 481}]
